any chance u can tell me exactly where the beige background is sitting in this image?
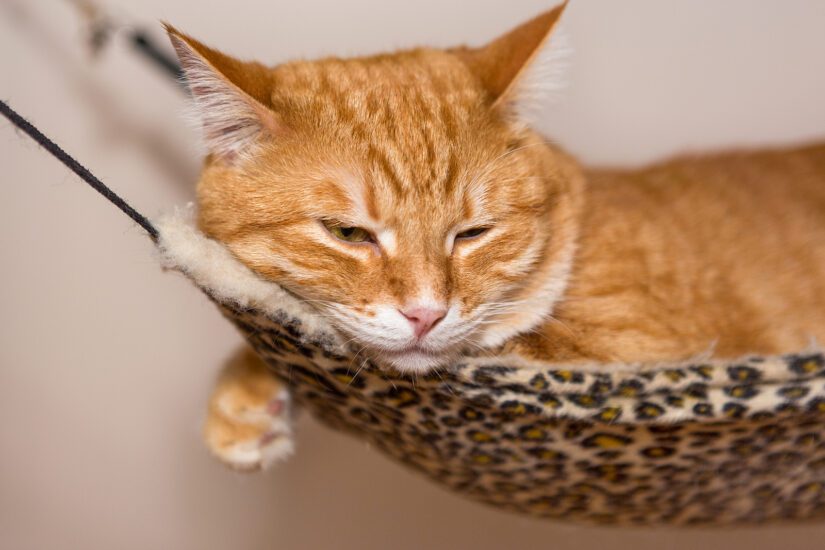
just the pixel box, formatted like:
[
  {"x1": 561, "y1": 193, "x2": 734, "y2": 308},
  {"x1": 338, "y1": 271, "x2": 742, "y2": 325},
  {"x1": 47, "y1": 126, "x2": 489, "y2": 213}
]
[{"x1": 2, "y1": 0, "x2": 825, "y2": 548}]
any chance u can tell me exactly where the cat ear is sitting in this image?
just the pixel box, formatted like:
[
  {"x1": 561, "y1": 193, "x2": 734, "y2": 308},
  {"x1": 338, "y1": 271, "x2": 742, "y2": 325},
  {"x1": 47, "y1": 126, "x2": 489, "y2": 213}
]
[
  {"x1": 454, "y1": 2, "x2": 570, "y2": 120},
  {"x1": 164, "y1": 24, "x2": 286, "y2": 162}
]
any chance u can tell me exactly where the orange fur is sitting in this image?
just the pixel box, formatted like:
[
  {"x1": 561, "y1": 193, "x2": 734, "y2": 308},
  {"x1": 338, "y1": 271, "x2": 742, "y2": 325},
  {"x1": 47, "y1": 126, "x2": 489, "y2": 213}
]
[
  {"x1": 510, "y1": 143, "x2": 825, "y2": 363},
  {"x1": 204, "y1": 347, "x2": 292, "y2": 470},
  {"x1": 172, "y1": 4, "x2": 825, "y2": 469},
  {"x1": 169, "y1": 3, "x2": 825, "y2": 370}
]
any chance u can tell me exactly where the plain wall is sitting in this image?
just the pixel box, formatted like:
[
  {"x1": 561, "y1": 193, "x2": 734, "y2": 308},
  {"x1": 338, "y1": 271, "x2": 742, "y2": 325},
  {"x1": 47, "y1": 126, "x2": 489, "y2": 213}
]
[{"x1": 2, "y1": 1, "x2": 825, "y2": 549}]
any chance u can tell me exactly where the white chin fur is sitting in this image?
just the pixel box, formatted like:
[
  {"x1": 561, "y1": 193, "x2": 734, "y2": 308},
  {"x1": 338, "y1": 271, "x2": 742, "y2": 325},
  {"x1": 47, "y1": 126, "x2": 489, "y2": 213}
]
[{"x1": 379, "y1": 349, "x2": 452, "y2": 375}]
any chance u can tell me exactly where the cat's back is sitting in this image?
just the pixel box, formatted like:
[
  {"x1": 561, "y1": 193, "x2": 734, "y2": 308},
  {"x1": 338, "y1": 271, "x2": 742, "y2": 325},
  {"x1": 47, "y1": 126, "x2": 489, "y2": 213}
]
[
  {"x1": 587, "y1": 142, "x2": 825, "y2": 228},
  {"x1": 514, "y1": 142, "x2": 825, "y2": 363}
]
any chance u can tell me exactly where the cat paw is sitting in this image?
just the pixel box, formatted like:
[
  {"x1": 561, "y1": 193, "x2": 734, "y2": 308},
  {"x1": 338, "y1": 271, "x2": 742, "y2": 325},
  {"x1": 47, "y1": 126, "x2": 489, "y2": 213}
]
[{"x1": 204, "y1": 386, "x2": 294, "y2": 471}]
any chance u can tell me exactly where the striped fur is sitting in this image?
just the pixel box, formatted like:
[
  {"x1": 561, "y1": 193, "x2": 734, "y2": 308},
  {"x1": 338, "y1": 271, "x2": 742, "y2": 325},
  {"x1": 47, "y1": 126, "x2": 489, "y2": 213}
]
[
  {"x1": 169, "y1": 5, "x2": 579, "y2": 373},
  {"x1": 169, "y1": 4, "x2": 825, "y2": 379}
]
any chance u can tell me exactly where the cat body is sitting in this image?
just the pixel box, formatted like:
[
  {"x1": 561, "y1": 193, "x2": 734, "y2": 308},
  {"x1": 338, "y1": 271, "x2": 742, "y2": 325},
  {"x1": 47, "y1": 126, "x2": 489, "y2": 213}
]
[
  {"x1": 510, "y1": 143, "x2": 825, "y2": 364},
  {"x1": 163, "y1": 3, "x2": 825, "y2": 468}
]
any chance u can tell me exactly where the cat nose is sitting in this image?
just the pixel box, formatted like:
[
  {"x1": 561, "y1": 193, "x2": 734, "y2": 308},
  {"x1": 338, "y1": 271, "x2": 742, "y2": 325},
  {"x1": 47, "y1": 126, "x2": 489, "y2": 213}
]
[{"x1": 399, "y1": 307, "x2": 447, "y2": 339}]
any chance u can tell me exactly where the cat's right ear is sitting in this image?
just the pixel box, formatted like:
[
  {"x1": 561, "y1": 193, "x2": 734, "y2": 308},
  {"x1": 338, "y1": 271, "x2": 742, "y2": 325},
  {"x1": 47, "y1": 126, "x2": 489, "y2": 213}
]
[{"x1": 164, "y1": 24, "x2": 286, "y2": 163}]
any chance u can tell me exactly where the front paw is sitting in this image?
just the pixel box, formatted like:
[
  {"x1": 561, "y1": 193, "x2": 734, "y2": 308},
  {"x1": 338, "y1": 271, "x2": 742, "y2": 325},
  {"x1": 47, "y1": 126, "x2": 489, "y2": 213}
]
[{"x1": 204, "y1": 385, "x2": 294, "y2": 471}]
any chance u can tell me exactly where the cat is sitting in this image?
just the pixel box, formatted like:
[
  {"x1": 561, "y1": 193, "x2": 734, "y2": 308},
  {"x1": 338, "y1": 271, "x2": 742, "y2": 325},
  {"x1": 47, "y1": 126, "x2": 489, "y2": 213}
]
[{"x1": 165, "y1": 2, "x2": 825, "y2": 469}]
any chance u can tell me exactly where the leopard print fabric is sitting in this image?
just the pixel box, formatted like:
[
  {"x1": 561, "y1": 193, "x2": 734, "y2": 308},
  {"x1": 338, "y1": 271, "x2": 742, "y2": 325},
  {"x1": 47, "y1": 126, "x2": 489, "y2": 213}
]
[{"x1": 216, "y1": 301, "x2": 825, "y2": 526}]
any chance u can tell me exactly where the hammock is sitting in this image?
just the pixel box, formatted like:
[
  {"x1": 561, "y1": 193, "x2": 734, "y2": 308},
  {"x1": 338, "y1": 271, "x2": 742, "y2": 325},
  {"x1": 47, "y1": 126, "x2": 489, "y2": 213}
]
[{"x1": 4, "y1": 100, "x2": 825, "y2": 526}]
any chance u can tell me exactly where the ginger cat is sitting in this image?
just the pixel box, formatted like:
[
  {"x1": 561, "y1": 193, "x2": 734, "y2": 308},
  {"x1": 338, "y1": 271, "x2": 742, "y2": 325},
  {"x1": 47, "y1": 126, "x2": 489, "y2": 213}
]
[{"x1": 165, "y1": 3, "x2": 825, "y2": 469}]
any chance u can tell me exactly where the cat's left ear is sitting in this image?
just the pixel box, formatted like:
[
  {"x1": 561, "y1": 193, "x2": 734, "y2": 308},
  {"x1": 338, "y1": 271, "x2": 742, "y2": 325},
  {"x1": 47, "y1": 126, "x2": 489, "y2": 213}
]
[
  {"x1": 164, "y1": 24, "x2": 287, "y2": 163},
  {"x1": 453, "y1": 1, "x2": 570, "y2": 121}
]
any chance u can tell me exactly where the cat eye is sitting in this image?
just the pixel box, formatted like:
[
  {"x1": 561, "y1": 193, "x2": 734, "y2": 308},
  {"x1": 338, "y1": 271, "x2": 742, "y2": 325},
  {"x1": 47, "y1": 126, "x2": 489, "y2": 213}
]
[
  {"x1": 455, "y1": 227, "x2": 490, "y2": 240},
  {"x1": 322, "y1": 220, "x2": 374, "y2": 244}
]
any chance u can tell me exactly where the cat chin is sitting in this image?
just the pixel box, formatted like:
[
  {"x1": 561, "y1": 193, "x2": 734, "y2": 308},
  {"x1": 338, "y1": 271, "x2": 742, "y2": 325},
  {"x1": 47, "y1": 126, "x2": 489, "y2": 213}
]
[{"x1": 377, "y1": 348, "x2": 452, "y2": 375}]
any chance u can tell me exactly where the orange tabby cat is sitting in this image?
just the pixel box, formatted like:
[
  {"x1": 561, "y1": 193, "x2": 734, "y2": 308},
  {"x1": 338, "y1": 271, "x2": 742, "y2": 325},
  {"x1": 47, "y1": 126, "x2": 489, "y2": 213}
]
[{"x1": 165, "y1": 3, "x2": 825, "y2": 469}]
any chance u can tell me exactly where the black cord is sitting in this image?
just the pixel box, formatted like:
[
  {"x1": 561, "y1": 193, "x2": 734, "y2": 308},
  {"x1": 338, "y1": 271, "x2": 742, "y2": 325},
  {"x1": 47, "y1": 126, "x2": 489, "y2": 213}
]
[
  {"x1": 129, "y1": 31, "x2": 185, "y2": 84},
  {"x1": 0, "y1": 100, "x2": 158, "y2": 241}
]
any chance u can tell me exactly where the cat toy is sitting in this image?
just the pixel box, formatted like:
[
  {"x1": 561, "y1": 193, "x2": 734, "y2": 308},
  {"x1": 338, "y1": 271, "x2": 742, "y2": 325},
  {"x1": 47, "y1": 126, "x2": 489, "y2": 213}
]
[{"x1": 3, "y1": 98, "x2": 825, "y2": 526}]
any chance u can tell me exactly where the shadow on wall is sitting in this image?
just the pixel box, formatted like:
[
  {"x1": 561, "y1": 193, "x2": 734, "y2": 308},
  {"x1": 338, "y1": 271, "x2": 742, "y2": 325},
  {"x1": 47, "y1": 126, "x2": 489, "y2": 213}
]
[{"x1": 2, "y1": 0, "x2": 200, "y2": 189}]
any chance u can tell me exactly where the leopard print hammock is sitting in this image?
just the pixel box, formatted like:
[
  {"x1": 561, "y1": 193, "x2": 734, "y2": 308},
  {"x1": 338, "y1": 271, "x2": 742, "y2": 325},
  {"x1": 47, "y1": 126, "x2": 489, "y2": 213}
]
[
  {"x1": 155, "y1": 213, "x2": 825, "y2": 527},
  {"x1": 4, "y1": 100, "x2": 824, "y2": 527}
]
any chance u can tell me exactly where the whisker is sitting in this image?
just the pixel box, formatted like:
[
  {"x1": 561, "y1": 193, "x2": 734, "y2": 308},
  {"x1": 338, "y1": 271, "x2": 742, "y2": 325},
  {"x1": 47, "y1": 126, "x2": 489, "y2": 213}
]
[
  {"x1": 433, "y1": 368, "x2": 457, "y2": 396},
  {"x1": 349, "y1": 356, "x2": 369, "y2": 386}
]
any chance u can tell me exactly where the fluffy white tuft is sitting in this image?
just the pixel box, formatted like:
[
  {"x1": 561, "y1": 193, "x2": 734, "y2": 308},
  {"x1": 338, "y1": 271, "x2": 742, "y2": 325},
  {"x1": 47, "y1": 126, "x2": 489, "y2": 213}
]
[
  {"x1": 153, "y1": 206, "x2": 345, "y2": 351},
  {"x1": 170, "y1": 35, "x2": 266, "y2": 161},
  {"x1": 510, "y1": 25, "x2": 572, "y2": 125}
]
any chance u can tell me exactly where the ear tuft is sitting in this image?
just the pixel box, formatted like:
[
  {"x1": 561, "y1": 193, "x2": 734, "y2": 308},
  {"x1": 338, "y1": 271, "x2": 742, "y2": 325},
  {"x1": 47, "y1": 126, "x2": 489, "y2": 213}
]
[
  {"x1": 453, "y1": 2, "x2": 570, "y2": 124},
  {"x1": 164, "y1": 24, "x2": 283, "y2": 162},
  {"x1": 510, "y1": 24, "x2": 571, "y2": 122}
]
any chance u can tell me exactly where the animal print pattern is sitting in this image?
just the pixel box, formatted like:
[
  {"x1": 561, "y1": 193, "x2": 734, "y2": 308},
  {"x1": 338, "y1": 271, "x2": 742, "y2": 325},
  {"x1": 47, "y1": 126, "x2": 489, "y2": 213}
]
[{"x1": 216, "y1": 301, "x2": 825, "y2": 525}]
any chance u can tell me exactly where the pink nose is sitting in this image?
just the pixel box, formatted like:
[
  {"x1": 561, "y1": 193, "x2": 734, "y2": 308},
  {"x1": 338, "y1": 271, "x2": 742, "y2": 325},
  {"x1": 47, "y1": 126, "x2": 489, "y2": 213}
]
[{"x1": 399, "y1": 307, "x2": 447, "y2": 339}]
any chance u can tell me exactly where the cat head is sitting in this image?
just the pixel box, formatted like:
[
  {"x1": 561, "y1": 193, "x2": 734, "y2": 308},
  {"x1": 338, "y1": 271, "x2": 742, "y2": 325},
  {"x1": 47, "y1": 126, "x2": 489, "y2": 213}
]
[{"x1": 167, "y1": 2, "x2": 583, "y2": 374}]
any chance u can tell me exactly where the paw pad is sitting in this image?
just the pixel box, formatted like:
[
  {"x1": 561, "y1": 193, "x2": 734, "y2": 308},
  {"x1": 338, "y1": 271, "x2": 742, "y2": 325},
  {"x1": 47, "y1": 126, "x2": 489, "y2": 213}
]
[{"x1": 205, "y1": 388, "x2": 294, "y2": 470}]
